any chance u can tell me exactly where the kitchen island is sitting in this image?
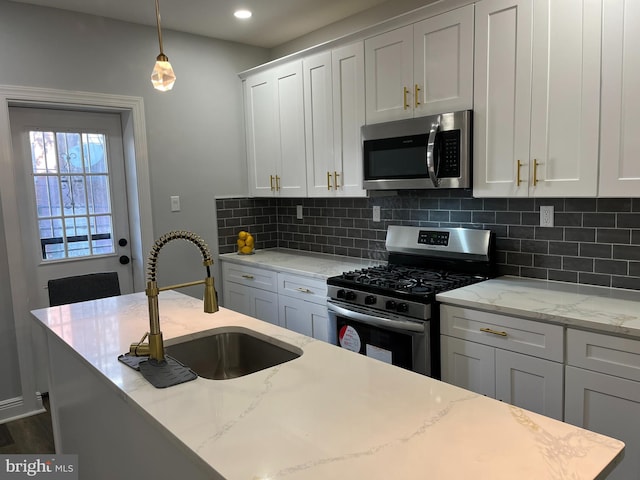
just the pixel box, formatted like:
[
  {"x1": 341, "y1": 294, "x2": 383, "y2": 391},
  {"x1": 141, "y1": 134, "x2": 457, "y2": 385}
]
[{"x1": 32, "y1": 291, "x2": 624, "y2": 479}]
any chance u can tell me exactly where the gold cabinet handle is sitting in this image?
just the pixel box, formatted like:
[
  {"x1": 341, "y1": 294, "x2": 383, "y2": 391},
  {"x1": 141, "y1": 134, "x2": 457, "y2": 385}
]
[
  {"x1": 480, "y1": 327, "x2": 508, "y2": 337},
  {"x1": 241, "y1": 274, "x2": 255, "y2": 280},
  {"x1": 269, "y1": 175, "x2": 275, "y2": 191},
  {"x1": 403, "y1": 86, "x2": 409, "y2": 110},
  {"x1": 275, "y1": 175, "x2": 281, "y2": 191},
  {"x1": 334, "y1": 171, "x2": 340, "y2": 189},
  {"x1": 296, "y1": 287, "x2": 312, "y2": 294},
  {"x1": 415, "y1": 84, "x2": 421, "y2": 108},
  {"x1": 327, "y1": 171, "x2": 333, "y2": 190},
  {"x1": 516, "y1": 160, "x2": 522, "y2": 187},
  {"x1": 533, "y1": 159, "x2": 540, "y2": 186}
]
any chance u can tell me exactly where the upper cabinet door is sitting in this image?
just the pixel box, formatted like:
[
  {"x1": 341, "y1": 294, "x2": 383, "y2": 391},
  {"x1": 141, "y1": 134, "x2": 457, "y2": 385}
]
[
  {"x1": 244, "y1": 70, "x2": 279, "y2": 196},
  {"x1": 413, "y1": 4, "x2": 474, "y2": 116},
  {"x1": 332, "y1": 42, "x2": 366, "y2": 197},
  {"x1": 274, "y1": 61, "x2": 307, "y2": 197},
  {"x1": 364, "y1": 26, "x2": 414, "y2": 124},
  {"x1": 529, "y1": 0, "x2": 600, "y2": 197},
  {"x1": 304, "y1": 51, "x2": 335, "y2": 197},
  {"x1": 599, "y1": 0, "x2": 640, "y2": 197},
  {"x1": 473, "y1": 0, "x2": 533, "y2": 197}
]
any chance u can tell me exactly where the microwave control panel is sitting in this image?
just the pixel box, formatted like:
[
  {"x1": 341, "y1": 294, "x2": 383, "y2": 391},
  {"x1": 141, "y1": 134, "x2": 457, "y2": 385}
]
[{"x1": 437, "y1": 130, "x2": 461, "y2": 178}]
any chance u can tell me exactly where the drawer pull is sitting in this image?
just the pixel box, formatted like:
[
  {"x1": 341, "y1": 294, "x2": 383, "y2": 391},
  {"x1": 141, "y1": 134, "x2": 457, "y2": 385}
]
[
  {"x1": 480, "y1": 327, "x2": 508, "y2": 337},
  {"x1": 297, "y1": 287, "x2": 312, "y2": 294},
  {"x1": 241, "y1": 274, "x2": 255, "y2": 280}
]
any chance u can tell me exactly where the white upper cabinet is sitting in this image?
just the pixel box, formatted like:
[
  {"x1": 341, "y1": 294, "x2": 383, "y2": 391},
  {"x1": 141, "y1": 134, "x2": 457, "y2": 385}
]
[
  {"x1": 304, "y1": 43, "x2": 366, "y2": 197},
  {"x1": 364, "y1": 5, "x2": 474, "y2": 124},
  {"x1": 474, "y1": 0, "x2": 601, "y2": 198},
  {"x1": 245, "y1": 60, "x2": 306, "y2": 197},
  {"x1": 599, "y1": 0, "x2": 640, "y2": 197},
  {"x1": 413, "y1": 5, "x2": 474, "y2": 116}
]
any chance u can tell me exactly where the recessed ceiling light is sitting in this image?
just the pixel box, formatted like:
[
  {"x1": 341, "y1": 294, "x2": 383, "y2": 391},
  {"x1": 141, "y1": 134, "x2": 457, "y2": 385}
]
[{"x1": 234, "y1": 9, "x2": 252, "y2": 19}]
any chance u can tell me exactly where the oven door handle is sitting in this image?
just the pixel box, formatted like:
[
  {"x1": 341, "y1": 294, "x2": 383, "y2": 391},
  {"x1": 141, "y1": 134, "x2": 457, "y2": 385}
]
[{"x1": 327, "y1": 300, "x2": 425, "y2": 333}]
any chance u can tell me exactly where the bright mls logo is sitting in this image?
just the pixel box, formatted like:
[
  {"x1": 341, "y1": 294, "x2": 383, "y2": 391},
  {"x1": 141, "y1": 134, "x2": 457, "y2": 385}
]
[{"x1": 0, "y1": 455, "x2": 77, "y2": 479}]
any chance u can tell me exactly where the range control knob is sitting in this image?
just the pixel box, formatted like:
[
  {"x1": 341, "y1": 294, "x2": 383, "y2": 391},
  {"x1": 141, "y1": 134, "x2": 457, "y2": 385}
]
[
  {"x1": 365, "y1": 295, "x2": 377, "y2": 305},
  {"x1": 385, "y1": 300, "x2": 397, "y2": 310},
  {"x1": 345, "y1": 291, "x2": 357, "y2": 301},
  {"x1": 337, "y1": 289, "x2": 346, "y2": 299},
  {"x1": 396, "y1": 303, "x2": 409, "y2": 313}
]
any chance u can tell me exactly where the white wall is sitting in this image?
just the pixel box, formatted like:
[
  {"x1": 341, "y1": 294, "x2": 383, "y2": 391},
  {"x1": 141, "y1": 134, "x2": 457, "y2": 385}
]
[{"x1": 0, "y1": 0, "x2": 268, "y2": 404}]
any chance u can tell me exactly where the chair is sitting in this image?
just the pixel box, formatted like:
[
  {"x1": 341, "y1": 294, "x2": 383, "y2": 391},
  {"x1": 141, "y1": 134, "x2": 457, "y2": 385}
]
[{"x1": 48, "y1": 272, "x2": 121, "y2": 307}]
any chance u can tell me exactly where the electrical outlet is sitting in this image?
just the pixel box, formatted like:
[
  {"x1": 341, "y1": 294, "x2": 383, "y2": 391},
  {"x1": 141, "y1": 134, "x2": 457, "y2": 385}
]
[
  {"x1": 540, "y1": 206, "x2": 554, "y2": 227},
  {"x1": 373, "y1": 206, "x2": 381, "y2": 222},
  {"x1": 296, "y1": 205, "x2": 303, "y2": 220}
]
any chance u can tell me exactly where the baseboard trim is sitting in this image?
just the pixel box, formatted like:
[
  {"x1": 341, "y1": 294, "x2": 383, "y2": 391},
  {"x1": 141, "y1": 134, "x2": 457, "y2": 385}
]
[{"x1": 0, "y1": 394, "x2": 45, "y2": 424}]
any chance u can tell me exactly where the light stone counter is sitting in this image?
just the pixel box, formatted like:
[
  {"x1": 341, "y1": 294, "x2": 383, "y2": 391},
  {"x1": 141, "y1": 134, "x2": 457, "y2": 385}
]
[
  {"x1": 219, "y1": 248, "x2": 382, "y2": 279},
  {"x1": 436, "y1": 275, "x2": 640, "y2": 338},
  {"x1": 32, "y1": 291, "x2": 623, "y2": 479}
]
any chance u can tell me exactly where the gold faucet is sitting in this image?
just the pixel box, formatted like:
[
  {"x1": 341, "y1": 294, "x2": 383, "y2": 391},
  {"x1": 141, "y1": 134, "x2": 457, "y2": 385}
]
[{"x1": 130, "y1": 230, "x2": 219, "y2": 362}]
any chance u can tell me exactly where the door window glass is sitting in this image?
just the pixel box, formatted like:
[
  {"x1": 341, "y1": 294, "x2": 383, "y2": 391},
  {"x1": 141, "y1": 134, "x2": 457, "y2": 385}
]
[{"x1": 29, "y1": 130, "x2": 115, "y2": 260}]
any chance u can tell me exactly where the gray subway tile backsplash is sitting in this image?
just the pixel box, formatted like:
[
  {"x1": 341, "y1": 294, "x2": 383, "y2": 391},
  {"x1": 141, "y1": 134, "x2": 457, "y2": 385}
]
[{"x1": 216, "y1": 191, "x2": 640, "y2": 291}]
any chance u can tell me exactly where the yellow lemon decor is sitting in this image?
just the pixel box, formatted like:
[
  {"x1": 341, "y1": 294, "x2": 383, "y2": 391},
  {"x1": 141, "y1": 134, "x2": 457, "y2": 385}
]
[{"x1": 237, "y1": 231, "x2": 255, "y2": 255}]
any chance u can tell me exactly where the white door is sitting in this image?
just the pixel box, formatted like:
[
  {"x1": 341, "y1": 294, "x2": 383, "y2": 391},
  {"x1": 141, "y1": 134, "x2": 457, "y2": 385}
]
[
  {"x1": 495, "y1": 349, "x2": 564, "y2": 420},
  {"x1": 473, "y1": 0, "x2": 533, "y2": 197},
  {"x1": 333, "y1": 42, "x2": 366, "y2": 197},
  {"x1": 10, "y1": 107, "x2": 134, "y2": 309},
  {"x1": 441, "y1": 335, "x2": 496, "y2": 397},
  {"x1": 413, "y1": 4, "x2": 474, "y2": 116},
  {"x1": 599, "y1": 0, "x2": 640, "y2": 197},
  {"x1": 364, "y1": 25, "x2": 414, "y2": 124},
  {"x1": 565, "y1": 366, "x2": 640, "y2": 480},
  {"x1": 304, "y1": 51, "x2": 335, "y2": 196}
]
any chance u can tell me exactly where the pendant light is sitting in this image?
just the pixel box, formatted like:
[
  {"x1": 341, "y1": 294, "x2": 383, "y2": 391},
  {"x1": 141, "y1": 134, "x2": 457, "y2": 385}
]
[{"x1": 150, "y1": 0, "x2": 176, "y2": 91}]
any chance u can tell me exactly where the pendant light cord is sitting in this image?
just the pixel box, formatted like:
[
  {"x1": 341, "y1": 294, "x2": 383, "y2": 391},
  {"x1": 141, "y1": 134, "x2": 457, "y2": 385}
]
[{"x1": 155, "y1": 0, "x2": 164, "y2": 55}]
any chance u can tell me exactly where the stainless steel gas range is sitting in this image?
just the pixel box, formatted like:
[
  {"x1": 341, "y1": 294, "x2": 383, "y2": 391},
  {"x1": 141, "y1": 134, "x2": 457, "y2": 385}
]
[{"x1": 327, "y1": 225, "x2": 495, "y2": 379}]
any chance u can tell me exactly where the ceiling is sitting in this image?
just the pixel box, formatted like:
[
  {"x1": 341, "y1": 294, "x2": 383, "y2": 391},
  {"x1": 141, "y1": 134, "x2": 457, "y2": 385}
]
[{"x1": 8, "y1": 0, "x2": 395, "y2": 48}]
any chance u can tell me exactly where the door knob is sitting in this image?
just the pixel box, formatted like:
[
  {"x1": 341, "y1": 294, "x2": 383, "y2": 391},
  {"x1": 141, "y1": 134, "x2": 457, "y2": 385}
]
[
  {"x1": 118, "y1": 238, "x2": 128, "y2": 247},
  {"x1": 119, "y1": 255, "x2": 130, "y2": 265}
]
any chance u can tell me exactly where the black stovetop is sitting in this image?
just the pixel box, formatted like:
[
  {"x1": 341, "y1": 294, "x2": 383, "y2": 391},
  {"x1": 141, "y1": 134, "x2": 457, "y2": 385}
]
[{"x1": 327, "y1": 263, "x2": 488, "y2": 302}]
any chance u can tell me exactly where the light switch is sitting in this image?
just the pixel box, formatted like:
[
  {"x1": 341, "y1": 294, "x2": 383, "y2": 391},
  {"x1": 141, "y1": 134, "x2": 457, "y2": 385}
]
[
  {"x1": 296, "y1": 205, "x2": 303, "y2": 220},
  {"x1": 170, "y1": 196, "x2": 181, "y2": 212}
]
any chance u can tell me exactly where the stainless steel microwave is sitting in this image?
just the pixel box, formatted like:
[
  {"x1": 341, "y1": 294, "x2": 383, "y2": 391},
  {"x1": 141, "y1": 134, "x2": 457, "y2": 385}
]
[{"x1": 362, "y1": 110, "x2": 472, "y2": 190}]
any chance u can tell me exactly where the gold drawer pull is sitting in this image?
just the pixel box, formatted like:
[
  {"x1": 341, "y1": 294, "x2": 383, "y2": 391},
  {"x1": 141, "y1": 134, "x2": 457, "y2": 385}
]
[
  {"x1": 516, "y1": 159, "x2": 523, "y2": 187},
  {"x1": 241, "y1": 274, "x2": 255, "y2": 280},
  {"x1": 269, "y1": 175, "x2": 275, "y2": 191},
  {"x1": 334, "y1": 171, "x2": 340, "y2": 189},
  {"x1": 480, "y1": 327, "x2": 508, "y2": 337},
  {"x1": 415, "y1": 84, "x2": 421, "y2": 108},
  {"x1": 327, "y1": 171, "x2": 332, "y2": 190},
  {"x1": 297, "y1": 287, "x2": 312, "y2": 294},
  {"x1": 403, "y1": 86, "x2": 409, "y2": 110},
  {"x1": 533, "y1": 159, "x2": 540, "y2": 186}
]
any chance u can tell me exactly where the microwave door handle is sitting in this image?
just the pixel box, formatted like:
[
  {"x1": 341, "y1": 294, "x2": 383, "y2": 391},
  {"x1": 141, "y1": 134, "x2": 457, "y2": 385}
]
[{"x1": 426, "y1": 116, "x2": 441, "y2": 187}]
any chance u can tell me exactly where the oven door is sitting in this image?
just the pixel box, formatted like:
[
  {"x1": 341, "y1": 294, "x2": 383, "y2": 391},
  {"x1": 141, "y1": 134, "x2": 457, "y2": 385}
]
[{"x1": 327, "y1": 299, "x2": 430, "y2": 376}]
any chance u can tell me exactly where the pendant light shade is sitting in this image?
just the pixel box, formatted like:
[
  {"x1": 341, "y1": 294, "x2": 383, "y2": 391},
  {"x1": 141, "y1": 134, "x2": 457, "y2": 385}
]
[{"x1": 151, "y1": 0, "x2": 175, "y2": 91}]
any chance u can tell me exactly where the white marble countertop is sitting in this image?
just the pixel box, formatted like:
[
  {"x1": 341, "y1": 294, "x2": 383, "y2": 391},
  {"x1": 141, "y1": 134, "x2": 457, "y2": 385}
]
[
  {"x1": 437, "y1": 276, "x2": 640, "y2": 338},
  {"x1": 32, "y1": 291, "x2": 623, "y2": 479},
  {"x1": 219, "y1": 248, "x2": 382, "y2": 279}
]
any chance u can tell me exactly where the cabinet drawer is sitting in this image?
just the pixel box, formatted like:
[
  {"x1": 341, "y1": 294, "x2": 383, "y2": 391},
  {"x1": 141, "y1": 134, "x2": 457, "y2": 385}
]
[
  {"x1": 277, "y1": 273, "x2": 327, "y2": 305},
  {"x1": 440, "y1": 305, "x2": 563, "y2": 362},
  {"x1": 567, "y1": 329, "x2": 640, "y2": 382},
  {"x1": 222, "y1": 262, "x2": 277, "y2": 292}
]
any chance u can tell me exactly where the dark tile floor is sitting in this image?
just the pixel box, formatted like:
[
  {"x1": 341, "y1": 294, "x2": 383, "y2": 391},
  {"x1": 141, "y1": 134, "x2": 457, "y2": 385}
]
[{"x1": 0, "y1": 395, "x2": 55, "y2": 454}]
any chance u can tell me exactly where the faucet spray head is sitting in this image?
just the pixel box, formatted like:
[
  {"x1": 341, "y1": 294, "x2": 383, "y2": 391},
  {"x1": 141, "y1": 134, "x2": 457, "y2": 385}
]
[{"x1": 204, "y1": 276, "x2": 218, "y2": 313}]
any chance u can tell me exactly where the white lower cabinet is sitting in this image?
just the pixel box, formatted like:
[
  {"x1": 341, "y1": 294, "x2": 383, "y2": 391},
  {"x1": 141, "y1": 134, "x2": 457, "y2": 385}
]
[
  {"x1": 222, "y1": 261, "x2": 331, "y2": 342},
  {"x1": 564, "y1": 329, "x2": 640, "y2": 479},
  {"x1": 223, "y1": 281, "x2": 279, "y2": 326},
  {"x1": 440, "y1": 305, "x2": 564, "y2": 420}
]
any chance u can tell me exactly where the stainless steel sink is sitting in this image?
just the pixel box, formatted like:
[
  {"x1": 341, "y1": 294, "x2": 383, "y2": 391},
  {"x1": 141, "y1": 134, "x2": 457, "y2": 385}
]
[{"x1": 165, "y1": 329, "x2": 302, "y2": 380}]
